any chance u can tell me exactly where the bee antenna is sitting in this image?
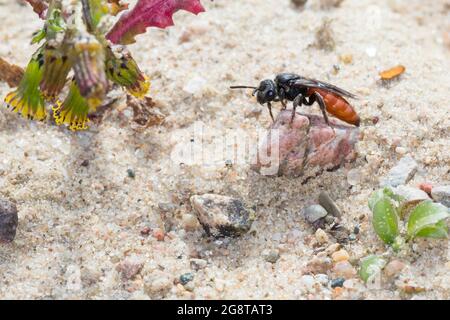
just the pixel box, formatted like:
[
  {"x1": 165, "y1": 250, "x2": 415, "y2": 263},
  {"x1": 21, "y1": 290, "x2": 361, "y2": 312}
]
[{"x1": 229, "y1": 85, "x2": 258, "y2": 90}]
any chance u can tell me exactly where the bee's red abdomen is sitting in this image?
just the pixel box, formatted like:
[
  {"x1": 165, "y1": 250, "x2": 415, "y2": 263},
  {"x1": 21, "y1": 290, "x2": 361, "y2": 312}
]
[{"x1": 308, "y1": 88, "x2": 360, "y2": 126}]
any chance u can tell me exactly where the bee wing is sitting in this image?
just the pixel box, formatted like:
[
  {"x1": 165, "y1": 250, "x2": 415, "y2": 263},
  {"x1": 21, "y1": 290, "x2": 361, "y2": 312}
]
[{"x1": 291, "y1": 77, "x2": 358, "y2": 99}]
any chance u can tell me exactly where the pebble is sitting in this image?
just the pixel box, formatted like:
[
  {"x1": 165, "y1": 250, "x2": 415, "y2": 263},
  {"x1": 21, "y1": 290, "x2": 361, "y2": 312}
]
[
  {"x1": 140, "y1": 226, "x2": 151, "y2": 236},
  {"x1": 418, "y1": 183, "x2": 433, "y2": 195},
  {"x1": 190, "y1": 258, "x2": 208, "y2": 270},
  {"x1": 431, "y1": 185, "x2": 450, "y2": 207},
  {"x1": 262, "y1": 249, "x2": 280, "y2": 263},
  {"x1": 331, "y1": 249, "x2": 350, "y2": 262},
  {"x1": 0, "y1": 198, "x2": 18, "y2": 243},
  {"x1": 318, "y1": 192, "x2": 341, "y2": 218},
  {"x1": 325, "y1": 243, "x2": 341, "y2": 255},
  {"x1": 116, "y1": 257, "x2": 144, "y2": 280},
  {"x1": 181, "y1": 214, "x2": 199, "y2": 231},
  {"x1": 384, "y1": 260, "x2": 406, "y2": 278},
  {"x1": 190, "y1": 194, "x2": 255, "y2": 238},
  {"x1": 300, "y1": 275, "x2": 315, "y2": 290},
  {"x1": 330, "y1": 277, "x2": 345, "y2": 288},
  {"x1": 252, "y1": 111, "x2": 359, "y2": 177},
  {"x1": 380, "y1": 156, "x2": 418, "y2": 187},
  {"x1": 152, "y1": 228, "x2": 165, "y2": 241},
  {"x1": 333, "y1": 261, "x2": 357, "y2": 279},
  {"x1": 365, "y1": 46, "x2": 377, "y2": 57},
  {"x1": 315, "y1": 274, "x2": 329, "y2": 285},
  {"x1": 315, "y1": 228, "x2": 329, "y2": 244},
  {"x1": 347, "y1": 168, "x2": 361, "y2": 186},
  {"x1": 180, "y1": 273, "x2": 194, "y2": 285},
  {"x1": 393, "y1": 185, "x2": 430, "y2": 204},
  {"x1": 303, "y1": 205, "x2": 328, "y2": 224},
  {"x1": 127, "y1": 168, "x2": 135, "y2": 178},
  {"x1": 339, "y1": 54, "x2": 353, "y2": 64},
  {"x1": 305, "y1": 256, "x2": 333, "y2": 274}
]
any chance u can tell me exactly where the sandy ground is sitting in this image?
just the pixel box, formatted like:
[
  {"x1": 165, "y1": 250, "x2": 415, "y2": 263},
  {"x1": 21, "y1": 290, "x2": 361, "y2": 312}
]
[{"x1": 0, "y1": 0, "x2": 449, "y2": 299}]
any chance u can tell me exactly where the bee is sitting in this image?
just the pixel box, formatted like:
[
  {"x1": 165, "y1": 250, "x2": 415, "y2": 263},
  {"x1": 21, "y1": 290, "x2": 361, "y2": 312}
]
[{"x1": 231, "y1": 73, "x2": 360, "y2": 126}]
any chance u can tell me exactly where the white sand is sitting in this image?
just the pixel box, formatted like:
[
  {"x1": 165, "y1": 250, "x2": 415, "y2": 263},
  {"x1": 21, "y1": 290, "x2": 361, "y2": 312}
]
[{"x1": 0, "y1": 0, "x2": 449, "y2": 299}]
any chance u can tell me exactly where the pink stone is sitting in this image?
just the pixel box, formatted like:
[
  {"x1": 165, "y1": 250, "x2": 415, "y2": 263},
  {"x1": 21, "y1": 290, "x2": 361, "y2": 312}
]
[{"x1": 252, "y1": 110, "x2": 360, "y2": 178}]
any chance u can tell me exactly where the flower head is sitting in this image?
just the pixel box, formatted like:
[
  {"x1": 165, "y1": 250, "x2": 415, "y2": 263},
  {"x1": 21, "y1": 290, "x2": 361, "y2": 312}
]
[
  {"x1": 106, "y1": 46, "x2": 150, "y2": 99},
  {"x1": 52, "y1": 80, "x2": 91, "y2": 131},
  {"x1": 39, "y1": 43, "x2": 72, "y2": 100},
  {"x1": 72, "y1": 35, "x2": 108, "y2": 109},
  {"x1": 3, "y1": 49, "x2": 47, "y2": 121}
]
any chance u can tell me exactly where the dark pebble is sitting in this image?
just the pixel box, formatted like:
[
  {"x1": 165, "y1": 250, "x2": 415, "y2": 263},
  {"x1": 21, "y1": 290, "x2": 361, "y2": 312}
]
[
  {"x1": 180, "y1": 273, "x2": 194, "y2": 285},
  {"x1": 127, "y1": 169, "x2": 136, "y2": 178},
  {"x1": 331, "y1": 278, "x2": 345, "y2": 288},
  {"x1": 0, "y1": 198, "x2": 18, "y2": 243}
]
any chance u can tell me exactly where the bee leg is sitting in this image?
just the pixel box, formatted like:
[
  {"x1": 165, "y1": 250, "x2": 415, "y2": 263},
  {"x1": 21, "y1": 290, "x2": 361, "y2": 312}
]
[
  {"x1": 267, "y1": 102, "x2": 275, "y2": 122},
  {"x1": 291, "y1": 94, "x2": 303, "y2": 123},
  {"x1": 279, "y1": 88, "x2": 287, "y2": 110},
  {"x1": 314, "y1": 92, "x2": 331, "y2": 127}
]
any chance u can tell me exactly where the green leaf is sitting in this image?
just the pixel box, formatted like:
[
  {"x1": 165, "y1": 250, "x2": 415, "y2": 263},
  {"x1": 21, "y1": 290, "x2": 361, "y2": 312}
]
[
  {"x1": 359, "y1": 255, "x2": 386, "y2": 283},
  {"x1": 372, "y1": 197, "x2": 400, "y2": 245},
  {"x1": 407, "y1": 201, "x2": 450, "y2": 240},
  {"x1": 368, "y1": 187, "x2": 403, "y2": 211},
  {"x1": 31, "y1": 29, "x2": 46, "y2": 44}
]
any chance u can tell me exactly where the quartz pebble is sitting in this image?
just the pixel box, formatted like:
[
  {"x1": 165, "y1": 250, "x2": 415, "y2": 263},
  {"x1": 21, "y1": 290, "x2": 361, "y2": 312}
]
[
  {"x1": 333, "y1": 261, "x2": 356, "y2": 279},
  {"x1": 347, "y1": 168, "x2": 361, "y2": 186},
  {"x1": 0, "y1": 198, "x2": 18, "y2": 243},
  {"x1": 315, "y1": 228, "x2": 329, "y2": 244},
  {"x1": 300, "y1": 275, "x2": 315, "y2": 290},
  {"x1": 384, "y1": 260, "x2": 406, "y2": 278},
  {"x1": 380, "y1": 156, "x2": 418, "y2": 187},
  {"x1": 190, "y1": 259, "x2": 208, "y2": 270},
  {"x1": 181, "y1": 214, "x2": 199, "y2": 231},
  {"x1": 331, "y1": 249, "x2": 350, "y2": 262}
]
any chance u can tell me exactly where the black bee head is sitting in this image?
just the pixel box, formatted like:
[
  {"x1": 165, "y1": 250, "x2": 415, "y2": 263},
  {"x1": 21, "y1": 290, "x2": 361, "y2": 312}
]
[{"x1": 254, "y1": 79, "x2": 277, "y2": 104}]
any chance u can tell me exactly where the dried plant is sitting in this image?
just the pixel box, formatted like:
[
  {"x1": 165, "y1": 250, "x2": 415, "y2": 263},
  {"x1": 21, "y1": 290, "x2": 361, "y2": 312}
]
[{"x1": 3, "y1": 0, "x2": 204, "y2": 130}]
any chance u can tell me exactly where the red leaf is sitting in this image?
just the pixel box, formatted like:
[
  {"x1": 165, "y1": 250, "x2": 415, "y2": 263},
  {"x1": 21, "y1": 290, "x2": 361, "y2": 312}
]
[
  {"x1": 25, "y1": 0, "x2": 48, "y2": 19},
  {"x1": 106, "y1": 0, "x2": 205, "y2": 45}
]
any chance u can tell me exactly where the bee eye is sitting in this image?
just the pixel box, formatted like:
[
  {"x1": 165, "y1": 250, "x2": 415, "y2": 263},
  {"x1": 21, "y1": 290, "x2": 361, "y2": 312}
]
[{"x1": 268, "y1": 91, "x2": 274, "y2": 97}]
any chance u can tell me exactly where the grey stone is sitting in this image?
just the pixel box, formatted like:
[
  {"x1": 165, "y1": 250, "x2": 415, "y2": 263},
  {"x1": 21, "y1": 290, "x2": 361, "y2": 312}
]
[
  {"x1": 304, "y1": 205, "x2": 328, "y2": 223},
  {"x1": 190, "y1": 194, "x2": 255, "y2": 238},
  {"x1": 380, "y1": 156, "x2": 418, "y2": 187},
  {"x1": 393, "y1": 185, "x2": 430, "y2": 205},
  {"x1": 0, "y1": 198, "x2": 18, "y2": 243},
  {"x1": 431, "y1": 186, "x2": 450, "y2": 207},
  {"x1": 262, "y1": 249, "x2": 280, "y2": 263},
  {"x1": 318, "y1": 192, "x2": 341, "y2": 218}
]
